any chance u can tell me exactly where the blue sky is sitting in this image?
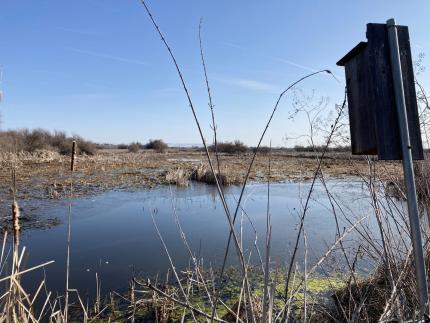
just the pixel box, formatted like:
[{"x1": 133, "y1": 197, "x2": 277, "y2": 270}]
[{"x1": 0, "y1": 1, "x2": 429, "y2": 146}]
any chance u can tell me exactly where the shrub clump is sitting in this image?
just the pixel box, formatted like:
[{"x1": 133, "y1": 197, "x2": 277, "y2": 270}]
[
  {"x1": 191, "y1": 164, "x2": 240, "y2": 185},
  {"x1": 209, "y1": 140, "x2": 248, "y2": 154},
  {"x1": 145, "y1": 139, "x2": 168, "y2": 153},
  {"x1": 251, "y1": 146, "x2": 271, "y2": 155},
  {"x1": 0, "y1": 129, "x2": 96, "y2": 155},
  {"x1": 128, "y1": 142, "x2": 143, "y2": 153},
  {"x1": 165, "y1": 168, "x2": 190, "y2": 187}
]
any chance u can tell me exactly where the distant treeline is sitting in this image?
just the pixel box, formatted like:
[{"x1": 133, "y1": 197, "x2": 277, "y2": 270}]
[
  {"x1": 114, "y1": 139, "x2": 168, "y2": 153},
  {"x1": 206, "y1": 140, "x2": 351, "y2": 154},
  {"x1": 291, "y1": 145, "x2": 351, "y2": 153},
  {"x1": 209, "y1": 140, "x2": 248, "y2": 154},
  {"x1": 0, "y1": 129, "x2": 172, "y2": 155},
  {"x1": 0, "y1": 129, "x2": 351, "y2": 155},
  {"x1": 0, "y1": 129, "x2": 96, "y2": 155}
]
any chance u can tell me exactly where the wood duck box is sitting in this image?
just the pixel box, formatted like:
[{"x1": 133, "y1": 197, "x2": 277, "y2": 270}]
[{"x1": 337, "y1": 23, "x2": 423, "y2": 160}]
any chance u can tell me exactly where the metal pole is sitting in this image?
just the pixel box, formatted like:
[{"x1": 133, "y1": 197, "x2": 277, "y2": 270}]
[{"x1": 387, "y1": 18, "x2": 429, "y2": 318}]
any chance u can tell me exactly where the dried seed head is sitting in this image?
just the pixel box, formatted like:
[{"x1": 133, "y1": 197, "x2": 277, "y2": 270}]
[{"x1": 12, "y1": 199, "x2": 20, "y2": 233}]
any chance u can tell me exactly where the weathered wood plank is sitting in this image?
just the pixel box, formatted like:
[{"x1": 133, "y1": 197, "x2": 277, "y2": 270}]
[
  {"x1": 337, "y1": 23, "x2": 423, "y2": 160},
  {"x1": 344, "y1": 43, "x2": 377, "y2": 155},
  {"x1": 398, "y1": 26, "x2": 424, "y2": 159}
]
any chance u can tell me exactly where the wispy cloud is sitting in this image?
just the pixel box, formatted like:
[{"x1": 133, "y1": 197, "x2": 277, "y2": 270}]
[
  {"x1": 269, "y1": 55, "x2": 345, "y2": 80},
  {"x1": 219, "y1": 41, "x2": 325, "y2": 75},
  {"x1": 220, "y1": 41, "x2": 243, "y2": 50},
  {"x1": 57, "y1": 27, "x2": 102, "y2": 36},
  {"x1": 215, "y1": 77, "x2": 280, "y2": 94},
  {"x1": 67, "y1": 47, "x2": 147, "y2": 66},
  {"x1": 61, "y1": 92, "x2": 113, "y2": 101},
  {"x1": 235, "y1": 79, "x2": 279, "y2": 93},
  {"x1": 272, "y1": 57, "x2": 318, "y2": 73},
  {"x1": 152, "y1": 87, "x2": 181, "y2": 97}
]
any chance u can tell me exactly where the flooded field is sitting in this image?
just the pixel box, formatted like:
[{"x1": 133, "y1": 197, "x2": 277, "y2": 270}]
[{"x1": 11, "y1": 179, "x2": 386, "y2": 297}]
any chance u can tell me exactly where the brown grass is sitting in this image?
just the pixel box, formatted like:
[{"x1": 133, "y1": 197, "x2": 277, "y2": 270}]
[
  {"x1": 191, "y1": 163, "x2": 240, "y2": 185},
  {"x1": 165, "y1": 167, "x2": 190, "y2": 187}
]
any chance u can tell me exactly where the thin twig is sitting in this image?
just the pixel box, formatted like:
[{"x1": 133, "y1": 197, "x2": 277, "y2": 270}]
[
  {"x1": 133, "y1": 278, "x2": 228, "y2": 323},
  {"x1": 284, "y1": 88, "x2": 347, "y2": 309}
]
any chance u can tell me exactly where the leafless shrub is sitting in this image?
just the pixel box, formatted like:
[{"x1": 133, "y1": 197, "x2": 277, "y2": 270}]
[
  {"x1": 0, "y1": 129, "x2": 97, "y2": 155},
  {"x1": 128, "y1": 142, "x2": 142, "y2": 153},
  {"x1": 145, "y1": 139, "x2": 168, "y2": 153},
  {"x1": 0, "y1": 130, "x2": 27, "y2": 152},
  {"x1": 23, "y1": 128, "x2": 51, "y2": 151},
  {"x1": 72, "y1": 135, "x2": 97, "y2": 155},
  {"x1": 209, "y1": 140, "x2": 248, "y2": 154}
]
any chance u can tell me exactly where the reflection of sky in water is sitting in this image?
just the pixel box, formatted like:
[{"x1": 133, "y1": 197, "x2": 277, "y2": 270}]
[{"x1": 7, "y1": 180, "x2": 400, "y2": 297}]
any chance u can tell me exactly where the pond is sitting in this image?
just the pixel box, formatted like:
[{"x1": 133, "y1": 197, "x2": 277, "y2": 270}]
[{"x1": 7, "y1": 179, "x2": 384, "y2": 298}]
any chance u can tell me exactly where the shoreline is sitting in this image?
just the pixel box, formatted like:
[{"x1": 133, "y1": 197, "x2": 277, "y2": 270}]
[
  {"x1": 0, "y1": 149, "x2": 402, "y2": 202},
  {"x1": 0, "y1": 149, "x2": 402, "y2": 233}
]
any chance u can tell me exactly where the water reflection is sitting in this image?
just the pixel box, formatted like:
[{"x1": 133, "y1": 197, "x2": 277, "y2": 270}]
[{"x1": 12, "y1": 180, "x2": 381, "y2": 296}]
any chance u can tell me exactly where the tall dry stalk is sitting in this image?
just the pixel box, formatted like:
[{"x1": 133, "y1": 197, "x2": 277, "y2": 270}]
[
  {"x1": 138, "y1": 2, "x2": 255, "y2": 319},
  {"x1": 138, "y1": 3, "x2": 341, "y2": 321},
  {"x1": 214, "y1": 69, "x2": 335, "y2": 321},
  {"x1": 283, "y1": 89, "x2": 347, "y2": 310},
  {"x1": 10, "y1": 166, "x2": 23, "y2": 322},
  {"x1": 64, "y1": 140, "x2": 76, "y2": 322},
  {"x1": 37, "y1": 3, "x2": 424, "y2": 321},
  {"x1": 168, "y1": 186, "x2": 215, "y2": 310},
  {"x1": 261, "y1": 143, "x2": 272, "y2": 323},
  {"x1": 149, "y1": 211, "x2": 198, "y2": 322},
  {"x1": 199, "y1": 19, "x2": 221, "y2": 177},
  {"x1": 12, "y1": 168, "x2": 20, "y2": 243},
  {"x1": 0, "y1": 155, "x2": 54, "y2": 322}
]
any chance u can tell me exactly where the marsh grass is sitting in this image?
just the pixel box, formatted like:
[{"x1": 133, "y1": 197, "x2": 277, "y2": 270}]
[
  {"x1": 191, "y1": 163, "x2": 240, "y2": 186},
  {"x1": 163, "y1": 163, "x2": 241, "y2": 187},
  {"x1": 165, "y1": 167, "x2": 190, "y2": 187}
]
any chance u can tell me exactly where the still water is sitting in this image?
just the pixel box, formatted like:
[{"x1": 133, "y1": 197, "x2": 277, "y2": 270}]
[{"x1": 13, "y1": 180, "x2": 381, "y2": 297}]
